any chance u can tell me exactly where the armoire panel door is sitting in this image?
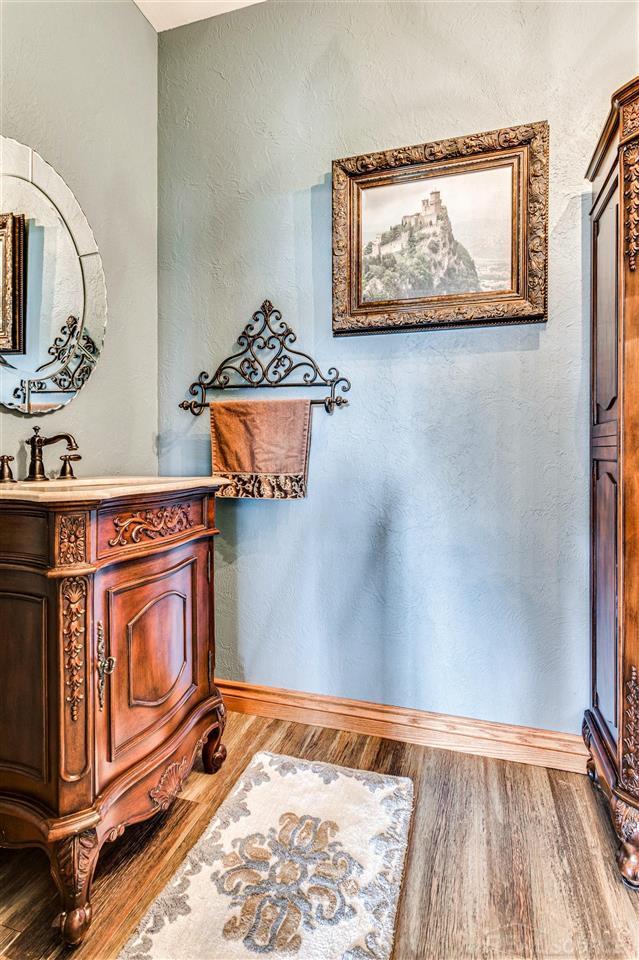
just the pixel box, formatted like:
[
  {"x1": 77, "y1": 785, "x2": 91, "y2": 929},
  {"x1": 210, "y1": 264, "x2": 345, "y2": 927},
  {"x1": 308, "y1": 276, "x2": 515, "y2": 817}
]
[
  {"x1": 96, "y1": 543, "x2": 210, "y2": 787},
  {"x1": 590, "y1": 168, "x2": 620, "y2": 746},
  {"x1": 592, "y1": 184, "x2": 619, "y2": 425},
  {"x1": 592, "y1": 458, "x2": 619, "y2": 741}
]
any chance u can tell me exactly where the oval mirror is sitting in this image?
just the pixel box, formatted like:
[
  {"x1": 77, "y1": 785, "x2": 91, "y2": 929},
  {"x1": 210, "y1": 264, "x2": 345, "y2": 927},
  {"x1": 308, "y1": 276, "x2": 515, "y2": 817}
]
[{"x1": 0, "y1": 137, "x2": 107, "y2": 414}]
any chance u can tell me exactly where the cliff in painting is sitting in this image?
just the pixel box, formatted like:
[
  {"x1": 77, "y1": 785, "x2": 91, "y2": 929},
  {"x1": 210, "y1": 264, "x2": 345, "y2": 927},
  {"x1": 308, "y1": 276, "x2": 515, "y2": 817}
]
[{"x1": 362, "y1": 190, "x2": 480, "y2": 301}]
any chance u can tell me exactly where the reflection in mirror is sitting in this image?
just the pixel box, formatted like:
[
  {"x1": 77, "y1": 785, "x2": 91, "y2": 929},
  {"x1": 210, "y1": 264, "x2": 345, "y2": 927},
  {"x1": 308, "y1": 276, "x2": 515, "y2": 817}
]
[
  {"x1": 0, "y1": 212, "x2": 25, "y2": 353},
  {"x1": 0, "y1": 137, "x2": 107, "y2": 414}
]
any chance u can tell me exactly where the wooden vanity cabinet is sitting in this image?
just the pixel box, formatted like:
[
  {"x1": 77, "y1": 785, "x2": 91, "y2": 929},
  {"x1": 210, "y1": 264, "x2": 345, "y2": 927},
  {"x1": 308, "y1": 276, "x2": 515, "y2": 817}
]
[
  {"x1": 583, "y1": 76, "x2": 639, "y2": 885},
  {"x1": 0, "y1": 479, "x2": 227, "y2": 946}
]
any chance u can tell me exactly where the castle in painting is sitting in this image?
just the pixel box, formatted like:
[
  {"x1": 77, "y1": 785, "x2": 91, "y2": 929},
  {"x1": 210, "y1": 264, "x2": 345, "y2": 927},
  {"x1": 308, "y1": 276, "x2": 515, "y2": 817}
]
[
  {"x1": 370, "y1": 190, "x2": 444, "y2": 258},
  {"x1": 362, "y1": 188, "x2": 480, "y2": 301}
]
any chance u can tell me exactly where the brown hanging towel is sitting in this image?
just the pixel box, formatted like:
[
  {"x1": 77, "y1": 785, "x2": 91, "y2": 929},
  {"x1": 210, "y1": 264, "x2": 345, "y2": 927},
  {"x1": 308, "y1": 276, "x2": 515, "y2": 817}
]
[{"x1": 210, "y1": 398, "x2": 312, "y2": 499}]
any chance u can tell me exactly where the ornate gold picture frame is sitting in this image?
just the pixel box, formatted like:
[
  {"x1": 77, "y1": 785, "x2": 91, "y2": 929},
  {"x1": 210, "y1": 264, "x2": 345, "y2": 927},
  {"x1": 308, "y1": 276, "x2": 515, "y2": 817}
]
[
  {"x1": 332, "y1": 122, "x2": 548, "y2": 335},
  {"x1": 0, "y1": 212, "x2": 26, "y2": 353}
]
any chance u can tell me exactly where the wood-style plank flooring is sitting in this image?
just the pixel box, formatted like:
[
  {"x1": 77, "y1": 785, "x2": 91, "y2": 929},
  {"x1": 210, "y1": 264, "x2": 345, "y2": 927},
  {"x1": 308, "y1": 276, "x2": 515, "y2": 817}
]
[{"x1": 1, "y1": 711, "x2": 639, "y2": 959}]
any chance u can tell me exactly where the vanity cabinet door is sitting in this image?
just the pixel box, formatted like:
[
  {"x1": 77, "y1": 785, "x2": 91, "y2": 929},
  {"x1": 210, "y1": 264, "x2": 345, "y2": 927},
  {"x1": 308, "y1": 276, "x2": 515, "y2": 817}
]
[
  {"x1": 0, "y1": 570, "x2": 51, "y2": 803},
  {"x1": 94, "y1": 541, "x2": 212, "y2": 789}
]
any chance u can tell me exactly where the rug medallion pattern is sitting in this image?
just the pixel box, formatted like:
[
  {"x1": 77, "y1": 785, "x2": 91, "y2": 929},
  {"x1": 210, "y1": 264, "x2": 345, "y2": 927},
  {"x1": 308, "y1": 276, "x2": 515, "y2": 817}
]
[{"x1": 120, "y1": 751, "x2": 413, "y2": 960}]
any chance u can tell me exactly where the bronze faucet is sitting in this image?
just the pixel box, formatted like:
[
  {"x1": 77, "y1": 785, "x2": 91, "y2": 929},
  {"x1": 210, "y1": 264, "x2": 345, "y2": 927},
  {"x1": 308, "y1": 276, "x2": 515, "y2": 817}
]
[
  {"x1": 25, "y1": 427, "x2": 79, "y2": 481},
  {"x1": 59, "y1": 453, "x2": 82, "y2": 479},
  {"x1": 0, "y1": 455, "x2": 16, "y2": 483}
]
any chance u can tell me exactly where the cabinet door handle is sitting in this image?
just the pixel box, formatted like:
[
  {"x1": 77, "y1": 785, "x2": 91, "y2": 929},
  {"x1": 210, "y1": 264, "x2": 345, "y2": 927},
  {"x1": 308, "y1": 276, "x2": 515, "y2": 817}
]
[{"x1": 96, "y1": 621, "x2": 116, "y2": 711}]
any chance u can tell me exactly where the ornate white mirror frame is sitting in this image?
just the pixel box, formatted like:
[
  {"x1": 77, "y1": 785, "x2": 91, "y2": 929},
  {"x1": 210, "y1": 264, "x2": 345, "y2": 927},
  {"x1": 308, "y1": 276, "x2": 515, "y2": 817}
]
[{"x1": 0, "y1": 136, "x2": 107, "y2": 415}]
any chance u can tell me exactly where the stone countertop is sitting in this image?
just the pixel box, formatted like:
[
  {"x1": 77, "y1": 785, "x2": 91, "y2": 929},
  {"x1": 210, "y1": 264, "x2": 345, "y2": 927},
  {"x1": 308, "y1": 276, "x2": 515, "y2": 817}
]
[{"x1": 0, "y1": 476, "x2": 227, "y2": 504}]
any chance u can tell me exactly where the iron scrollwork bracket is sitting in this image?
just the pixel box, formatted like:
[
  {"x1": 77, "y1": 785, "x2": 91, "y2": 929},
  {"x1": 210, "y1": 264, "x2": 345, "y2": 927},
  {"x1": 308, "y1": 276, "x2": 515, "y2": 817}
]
[{"x1": 179, "y1": 300, "x2": 351, "y2": 416}]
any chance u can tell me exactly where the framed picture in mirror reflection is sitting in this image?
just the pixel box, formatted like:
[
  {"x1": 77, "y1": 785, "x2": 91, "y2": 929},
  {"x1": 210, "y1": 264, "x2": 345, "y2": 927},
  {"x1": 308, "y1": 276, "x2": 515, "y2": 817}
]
[{"x1": 0, "y1": 212, "x2": 26, "y2": 354}]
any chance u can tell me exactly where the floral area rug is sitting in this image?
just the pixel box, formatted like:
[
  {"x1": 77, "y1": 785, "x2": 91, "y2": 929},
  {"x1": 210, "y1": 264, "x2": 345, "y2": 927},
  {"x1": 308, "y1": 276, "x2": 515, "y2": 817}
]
[{"x1": 120, "y1": 751, "x2": 413, "y2": 960}]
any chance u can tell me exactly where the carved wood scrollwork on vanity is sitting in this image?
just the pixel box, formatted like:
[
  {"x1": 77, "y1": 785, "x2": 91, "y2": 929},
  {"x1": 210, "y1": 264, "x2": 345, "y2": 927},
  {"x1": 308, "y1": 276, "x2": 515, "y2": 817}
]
[
  {"x1": 149, "y1": 756, "x2": 190, "y2": 811},
  {"x1": 50, "y1": 827, "x2": 100, "y2": 947},
  {"x1": 108, "y1": 504, "x2": 194, "y2": 547},
  {"x1": 57, "y1": 514, "x2": 87, "y2": 566},
  {"x1": 104, "y1": 824, "x2": 125, "y2": 844},
  {"x1": 61, "y1": 577, "x2": 87, "y2": 722},
  {"x1": 148, "y1": 725, "x2": 221, "y2": 811},
  {"x1": 52, "y1": 829, "x2": 99, "y2": 898}
]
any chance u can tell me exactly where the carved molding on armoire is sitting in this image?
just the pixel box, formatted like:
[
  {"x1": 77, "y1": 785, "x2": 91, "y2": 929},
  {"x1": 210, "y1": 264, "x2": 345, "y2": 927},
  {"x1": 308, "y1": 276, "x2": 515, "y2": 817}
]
[{"x1": 583, "y1": 75, "x2": 639, "y2": 886}]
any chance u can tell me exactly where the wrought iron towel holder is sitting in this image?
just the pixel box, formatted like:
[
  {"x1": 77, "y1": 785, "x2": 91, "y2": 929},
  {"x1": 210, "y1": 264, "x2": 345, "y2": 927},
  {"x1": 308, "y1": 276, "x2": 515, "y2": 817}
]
[{"x1": 179, "y1": 299, "x2": 351, "y2": 416}]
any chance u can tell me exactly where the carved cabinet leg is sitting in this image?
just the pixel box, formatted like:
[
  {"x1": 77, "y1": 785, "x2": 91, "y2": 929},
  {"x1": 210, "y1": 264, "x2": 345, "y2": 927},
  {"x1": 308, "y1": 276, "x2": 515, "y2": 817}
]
[
  {"x1": 48, "y1": 828, "x2": 100, "y2": 946},
  {"x1": 202, "y1": 700, "x2": 227, "y2": 775},
  {"x1": 203, "y1": 736, "x2": 227, "y2": 774},
  {"x1": 613, "y1": 797, "x2": 639, "y2": 888}
]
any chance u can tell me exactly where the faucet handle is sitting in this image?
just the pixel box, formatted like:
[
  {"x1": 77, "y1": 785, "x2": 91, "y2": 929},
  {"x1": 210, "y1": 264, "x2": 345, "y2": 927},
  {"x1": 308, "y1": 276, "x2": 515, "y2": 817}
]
[
  {"x1": 59, "y1": 454, "x2": 81, "y2": 480},
  {"x1": 0, "y1": 455, "x2": 16, "y2": 484}
]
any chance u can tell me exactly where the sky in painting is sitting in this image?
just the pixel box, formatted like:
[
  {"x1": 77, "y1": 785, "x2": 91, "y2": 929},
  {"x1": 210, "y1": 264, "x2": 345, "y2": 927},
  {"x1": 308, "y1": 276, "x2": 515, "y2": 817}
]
[{"x1": 361, "y1": 165, "x2": 513, "y2": 263}]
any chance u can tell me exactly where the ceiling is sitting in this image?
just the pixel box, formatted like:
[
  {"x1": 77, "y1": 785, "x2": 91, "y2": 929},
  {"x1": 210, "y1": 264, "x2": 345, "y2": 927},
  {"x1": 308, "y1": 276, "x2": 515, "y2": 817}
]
[{"x1": 133, "y1": 0, "x2": 263, "y2": 32}]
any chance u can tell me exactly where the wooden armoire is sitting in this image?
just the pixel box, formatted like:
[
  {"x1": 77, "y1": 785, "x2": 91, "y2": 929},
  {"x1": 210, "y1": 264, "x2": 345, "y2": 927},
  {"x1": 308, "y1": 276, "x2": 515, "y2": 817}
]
[{"x1": 583, "y1": 76, "x2": 639, "y2": 885}]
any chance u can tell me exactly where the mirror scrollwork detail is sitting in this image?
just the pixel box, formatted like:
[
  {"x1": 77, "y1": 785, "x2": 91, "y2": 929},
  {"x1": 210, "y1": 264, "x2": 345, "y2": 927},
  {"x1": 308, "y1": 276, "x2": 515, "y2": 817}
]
[
  {"x1": 0, "y1": 137, "x2": 107, "y2": 415},
  {"x1": 11, "y1": 316, "x2": 100, "y2": 407}
]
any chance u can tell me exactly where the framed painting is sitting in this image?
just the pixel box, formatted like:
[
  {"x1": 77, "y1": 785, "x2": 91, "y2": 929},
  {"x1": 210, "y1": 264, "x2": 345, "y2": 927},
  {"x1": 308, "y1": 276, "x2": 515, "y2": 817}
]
[
  {"x1": 332, "y1": 122, "x2": 548, "y2": 334},
  {"x1": 0, "y1": 212, "x2": 26, "y2": 353}
]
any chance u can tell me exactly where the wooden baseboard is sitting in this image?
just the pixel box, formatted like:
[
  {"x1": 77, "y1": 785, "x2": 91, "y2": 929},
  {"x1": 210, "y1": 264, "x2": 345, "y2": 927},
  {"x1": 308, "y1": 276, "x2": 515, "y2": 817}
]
[{"x1": 216, "y1": 678, "x2": 588, "y2": 775}]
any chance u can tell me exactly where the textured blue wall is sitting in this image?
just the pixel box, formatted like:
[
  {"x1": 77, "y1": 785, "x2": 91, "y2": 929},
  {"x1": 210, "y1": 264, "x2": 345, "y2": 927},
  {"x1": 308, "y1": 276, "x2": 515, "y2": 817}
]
[
  {"x1": 0, "y1": 1, "x2": 158, "y2": 476},
  {"x1": 159, "y1": 1, "x2": 637, "y2": 733}
]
